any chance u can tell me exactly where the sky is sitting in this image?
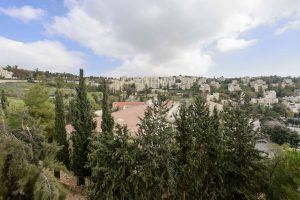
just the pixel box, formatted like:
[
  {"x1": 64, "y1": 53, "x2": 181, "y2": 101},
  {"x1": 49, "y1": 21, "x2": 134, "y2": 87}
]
[{"x1": 0, "y1": 0, "x2": 299, "y2": 77}]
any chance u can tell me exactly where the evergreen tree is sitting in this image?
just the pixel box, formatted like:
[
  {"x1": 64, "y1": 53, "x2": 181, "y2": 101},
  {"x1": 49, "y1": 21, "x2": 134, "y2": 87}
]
[
  {"x1": 101, "y1": 78, "x2": 114, "y2": 134},
  {"x1": 0, "y1": 112, "x2": 66, "y2": 200},
  {"x1": 222, "y1": 101, "x2": 265, "y2": 199},
  {"x1": 136, "y1": 96, "x2": 175, "y2": 199},
  {"x1": 23, "y1": 84, "x2": 54, "y2": 141},
  {"x1": 70, "y1": 69, "x2": 96, "y2": 186},
  {"x1": 1, "y1": 90, "x2": 8, "y2": 112},
  {"x1": 89, "y1": 125, "x2": 138, "y2": 200},
  {"x1": 179, "y1": 96, "x2": 224, "y2": 199},
  {"x1": 89, "y1": 83, "x2": 139, "y2": 199},
  {"x1": 174, "y1": 104, "x2": 196, "y2": 199},
  {"x1": 54, "y1": 89, "x2": 70, "y2": 175}
]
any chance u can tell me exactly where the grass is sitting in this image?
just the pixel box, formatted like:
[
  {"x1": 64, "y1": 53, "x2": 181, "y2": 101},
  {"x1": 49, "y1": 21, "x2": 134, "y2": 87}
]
[{"x1": 0, "y1": 82, "x2": 35, "y2": 98}]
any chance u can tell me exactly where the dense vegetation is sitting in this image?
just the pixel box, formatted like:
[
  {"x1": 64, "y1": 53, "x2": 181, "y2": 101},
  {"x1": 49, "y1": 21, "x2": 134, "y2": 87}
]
[{"x1": 0, "y1": 69, "x2": 299, "y2": 199}]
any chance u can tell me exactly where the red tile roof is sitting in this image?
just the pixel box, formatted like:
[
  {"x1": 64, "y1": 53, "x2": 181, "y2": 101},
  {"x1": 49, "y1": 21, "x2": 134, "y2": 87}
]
[
  {"x1": 66, "y1": 104, "x2": 147, "y2": 136},
  {"x1": 112, "y1": 101, "x2": 145, "y2": 109}
]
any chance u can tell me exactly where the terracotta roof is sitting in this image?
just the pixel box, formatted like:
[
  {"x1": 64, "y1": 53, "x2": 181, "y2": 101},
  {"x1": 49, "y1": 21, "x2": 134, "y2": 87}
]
[
  {"x1": 112, "y1": 101, "x2": 145, "y2": 109},
  {"x1": 66, "y1": 104, "x2": 147, "y2": 135}
]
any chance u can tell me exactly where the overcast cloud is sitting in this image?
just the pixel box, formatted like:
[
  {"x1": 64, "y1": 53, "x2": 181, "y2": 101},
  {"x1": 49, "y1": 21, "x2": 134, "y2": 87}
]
[{"x1": 45, "y1": 0, "x2": 300, "y2": 76}]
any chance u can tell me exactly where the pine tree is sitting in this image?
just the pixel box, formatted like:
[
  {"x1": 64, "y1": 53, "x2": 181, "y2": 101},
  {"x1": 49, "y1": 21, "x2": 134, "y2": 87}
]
[
  {"x1": 1, "y1": 90, "x2": 8, "y2": 112},
  {"x1": 222, "y1": 100, "x2": 265, "y2": 199},
  {"x1": 136, "y1": 95, "x2": 175, "y2": 199},
  {"x1": 0, "y1": 112, "x2": 66, "y2": 200},
  {"x1": 89, "y1": 83, "x2": 138, "y2": 199},
  {"x1": 54, "y1": 89, "x2": 70, "y2": 176},
  {"x1": 101, "y1": 78, "x2": 114, "y2": 134},
  {"x1": 176, "y1": 96, "x2": 224, "y2": 199},
  {"x1": 174, "y1": 103, "x2": 196, "y2": 199},
  {"x1": 88, "y1": 125, "x2": 138, "y2": 200},
  {"x1": 70, "y1": 69, "x2": 96, "y2": 186}
]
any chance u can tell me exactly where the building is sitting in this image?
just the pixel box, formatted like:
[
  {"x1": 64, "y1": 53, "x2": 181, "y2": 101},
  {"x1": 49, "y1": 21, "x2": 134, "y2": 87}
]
[
  {"x1": 264, "y1": 90, "x2": 277, "y2": 99},
  {"x1": 228, "y1": 81, "x2": 241, "y2": 93},
  {"x1": 241, "y1": 77, "x2": 251, "y2": 85},
  {"x1": 250, "y1": 79, "x2": 268, "y2": 92},
  {"x1": 207, "y1": 93, "x2": 220, "y2": 102},
  {"x1": 210, "y1": 81, "x2": 220, "y2": 89},
  {"x1": 112, "y1": 101, "x2": 145, "y2": 110},
  {"x1": 200, "y1": 84, "x2": 211, "y2": 93},
  {"x1": 251, "y1": 90, "x2": 278, "y2": 106},
  {"x1": 0, "y1": 67, "x2": 13, "y2": 79},
  {"x1": 281, "y1": 79, "x2": 294, "y2": 88}
]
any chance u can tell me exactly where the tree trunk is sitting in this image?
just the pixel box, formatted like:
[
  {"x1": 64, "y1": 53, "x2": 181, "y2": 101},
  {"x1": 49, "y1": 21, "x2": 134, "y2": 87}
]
[
  {"x1": 77, "y1": 176, "x2": 85, "y2": 186},
  {"x1": 54, "y1": 170, "x2": 60, "y2": 179}
]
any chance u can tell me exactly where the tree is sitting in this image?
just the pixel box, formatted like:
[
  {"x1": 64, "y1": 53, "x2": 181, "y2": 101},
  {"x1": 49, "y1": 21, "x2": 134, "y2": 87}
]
[
  {"x1": 101, "y1": 79, "x2": 114, "y2": 134},
  {"x1": 24, "y1": 84, "x2": 55, "y2": 140},
  {"x1": 0, "y1": 112, "x2": 66, "y2": 200},
  {"x1": 1, "y1": 90, "x2": 9, "y2": 112},
  {"x1": 222, "y1": 101, "x2": 265, "y2": 199},
  {"x1": 88, "y1": 125, "x2": 138, "y2": 200},
  {"x1": 174, "y1": 104, "x2": 195, "y2": 199},
  {"x1": 55, "y1": 76, "x2": 65, "y2": 88},
  {"x1": 89, "y1": 79, "x2": 138, "y2": 199},
  {"x1": 265, "y1": 146, "x2": 300, "y2": 200},
  {"x1": 135, "y1": 96, "x2": 175, "y2": 199},
  {"x1": 70, "y1": 69, "x2": 96, "y2": 186},
  {"x1": 263, "y1": 125, "x2": 300, "y2": 148},
  {"x1": 181, "y1": 96, "x2": 224, "y2": 199},
  {"x1": 54, "y1": 89, "x2": 70, "y2": 177}
]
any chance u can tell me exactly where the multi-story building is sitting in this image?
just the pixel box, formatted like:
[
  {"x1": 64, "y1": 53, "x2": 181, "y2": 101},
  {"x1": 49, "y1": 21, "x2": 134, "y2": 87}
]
[
  {"x1": 210, "y1": 81, "x2": 220, "y2": 89},
  {"x1": 250, "y1": 79, "x2": 268, "y2": 92},
  {"x1": 200, "y1": 84, "x2": 211, "y2": 93},
  {"x1": 207, "y1": 93, "x2": 220, "y2": 102},
  {"x1": 241, "y1": 76, "x2": 251, "y2": 85},
  {"x1": 264, "y1": 90, "x2": 277, "y2": 100},
  {"x1": 281, "y1": 79, "x2": 294, "y2": 88},
  {"x1": 251, "y1": 90, "x2": 278, "y2": 106},
  {"x1": 0, "y1": 67, "x2": 13, "y2": 79},
  {"x1": 228, "y1": 80, "x2": 241, "y2": 92}
]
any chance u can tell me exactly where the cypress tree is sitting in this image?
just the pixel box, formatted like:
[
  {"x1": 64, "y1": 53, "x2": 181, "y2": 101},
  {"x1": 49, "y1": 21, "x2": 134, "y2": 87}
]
[
  {"x1": 70, "y1": 69, "x2": 96, "y2": 186},
  {"x1": 1, "y1": 90, "x2": 8, "y2": 112},
  {"x1": 54, "y1": 89, "x2": 70, "y2": 176},
  {"x1": 101, "y1": 78, "x2": 114, "y2": 134}
]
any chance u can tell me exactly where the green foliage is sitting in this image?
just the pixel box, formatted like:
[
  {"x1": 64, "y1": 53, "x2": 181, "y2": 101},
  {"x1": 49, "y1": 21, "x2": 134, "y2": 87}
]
[
  {"x1": 70, "y1": 69, "x2": 96, "y2": 185},
  {"x1": 136, "y1": 96, "x2": 175, "y2": 199},
  {"x1": 0, "y1": 112, "x2": 66, "y2": 200},
  {"x1": 54, "y1": 89, "x2": 70, "y2": 169},
  {"x1": 174, "y1": 104, "x2": 195, "y2": 199},
  {"x1": 222, "y1": 101, "x2": 265, "y2": 199},
  {"x1": 89, "y1": 125, "x2": 138, "y2": 200},
  {"x1": 265, "y1": 146, "x2": 300, "y2": 200},
  {"x1": 55, "y1": 76, "x2": 65, "y2": 88},
  {"x1": 24, "y1": 84, "x2": 55, "y2": 139},
  {"x1": 1, "y1": 90, "x2": 8, "y2": 112},
  {"x1": 275, "y1": 86, "x2": 295, "y2": 97},
  {"x1": 263, "y1": 125, "x2": 300, "y2": 148},
  {"x1": 101, "y1": 79, "x2": 114, "y2": 134}
]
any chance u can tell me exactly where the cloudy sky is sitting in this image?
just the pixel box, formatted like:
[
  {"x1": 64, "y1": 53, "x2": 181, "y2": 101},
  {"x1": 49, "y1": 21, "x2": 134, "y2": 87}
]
[{"x1": 0, "y1": 0, "x2": 299, "y2": 77}]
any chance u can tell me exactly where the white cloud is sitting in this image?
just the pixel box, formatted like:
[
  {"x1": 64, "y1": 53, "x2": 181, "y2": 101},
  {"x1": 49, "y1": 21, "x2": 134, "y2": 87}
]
[
  {"x1": 217, "y1": 38, "x2": 257, "y2": 52},
  {"x1": 0, "y1": 36, "x2": 84, "y2": 72},
  {"x1": 275, "y1": 20, "x2": 300, "y2": 35},
  {"x1": 0, "y1": 5, "x2": 45, "y2": 23},
  {"x1": 47, "y1": 0, "x2": 300, "y2": 76}
]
